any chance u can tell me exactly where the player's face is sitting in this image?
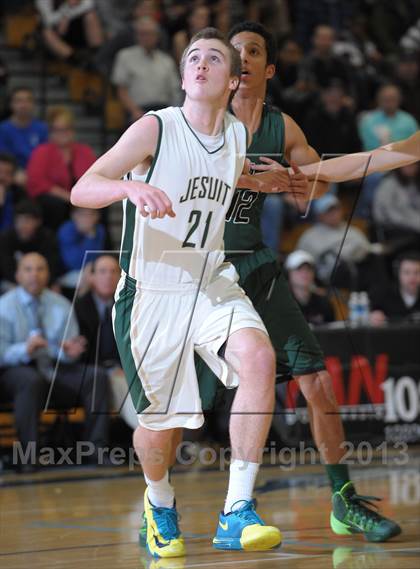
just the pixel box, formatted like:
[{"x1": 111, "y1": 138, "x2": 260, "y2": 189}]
[
  {"x1": 399, "y1": 260, "x2": 420, "y2": 296},
  {"x1": 230, "y1": 32, "x2": 275, "y2": 92},
  {"x1": 182, "y1": 39, "x2": 238, "y2": 103}
]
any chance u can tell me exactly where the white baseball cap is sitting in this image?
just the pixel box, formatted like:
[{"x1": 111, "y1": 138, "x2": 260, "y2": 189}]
[{"x1": 285, "y1": 250, "x2": 316, "y2": 271}]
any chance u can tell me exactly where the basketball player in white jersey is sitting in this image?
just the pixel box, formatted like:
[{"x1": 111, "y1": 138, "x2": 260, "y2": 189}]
[{"x1": 71, "y1": 28, "x2": 293, "y2": 558}]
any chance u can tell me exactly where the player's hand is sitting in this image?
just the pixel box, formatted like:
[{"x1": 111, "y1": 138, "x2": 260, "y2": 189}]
[
  {"x1": 124, "y1": 181, "x2": 176, "y2": 219},
  {"x1": 288, "y1": 161, "x2": 310, "y2": 199},
  {"x1": 249, "y1": 169, "x2": 290, "y2": 193},
  {"x1": 250, "y1": 157, "x2": 309, "y2": 197}
]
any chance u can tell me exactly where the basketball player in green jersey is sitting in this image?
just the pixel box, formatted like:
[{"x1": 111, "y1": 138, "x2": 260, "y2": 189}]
[{"x1": 198, "y1": 21, "x2": 401, "y2": 543}]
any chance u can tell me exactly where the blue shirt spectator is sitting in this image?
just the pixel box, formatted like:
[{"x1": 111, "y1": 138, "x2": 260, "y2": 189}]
[
  {"x1": 0, "y1": 87, "x2": 48, "y2": 169},
  {"x1": 58, "y1": 207, "x2": 106, "y2": 272},
  {"x1": 359, "y1": 84, "x2": 418, "y2": 150}
]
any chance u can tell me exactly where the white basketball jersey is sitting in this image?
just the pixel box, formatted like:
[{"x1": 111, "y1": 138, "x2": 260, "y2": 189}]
[{"x1": 120, "y1": 107, "x2": 247, "y2": 287}]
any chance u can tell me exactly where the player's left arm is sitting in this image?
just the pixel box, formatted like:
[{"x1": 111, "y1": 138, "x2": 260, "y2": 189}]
[{"x1": 282, "y1": 113, "x2": 330, "y2": 200}]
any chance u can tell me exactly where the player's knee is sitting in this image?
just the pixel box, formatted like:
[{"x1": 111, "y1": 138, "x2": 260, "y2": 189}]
[
  {"x1": 298, "y1": 371, "x2": 338, "y2": 409},
  {"x1": 251, "y1": 342, "x2": 276, "y2": 388}
]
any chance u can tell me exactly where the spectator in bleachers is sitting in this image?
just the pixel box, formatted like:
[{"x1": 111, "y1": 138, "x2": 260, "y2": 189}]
[
  {"x1": 357, "y1": 83, "x2": 418, "y2": 218},
  {"x1": 369, "y1": 251, "x2": 420, "y2": 325},
  {"x1": 303, "y1": 80, "x2": 361, "y2": 157},
  {"x1": 268, "y1": 37, "x2": 303, "y2": 112},
  {"x1": 0, "y1": 201, "x2": 60, "y2": 290},
  {"x1": 0, "y1": 252, "x2": 109, "y2": 470},
  {"x1": 393, "y1": 52, "x2": 420, "y2": 123},
  {"x1": 0, "y1": 153, "x2": 26, "y2": 231},
  {"x1": 373, "y1": 163, "x2": 420, "y2": 251},
  {"x1": 57, "y1": 206, "x2": 107, "y2": 289},
  {"x1": 36, "y1": 0, "x2": 104, "y2": 63},
  {"x1": 359, "y1": 83, "x2": 418, "y2": 150},
  {"x1": 172, "y1": 3, "x2": 211, "y2": 63},
  {"x1": 299, "y1": 25, "x2": 355, "y2": 96},
  {"x1": 0, "y1": 87, "x2": 48, "y2": 183},
  {"x1": 27, "y1": 106, "x2": 96, "y2": 230},
  {"x1": 75, "y1": 254, "x2": 138, "y2": 429},
  {"x1": 297, "y1": 193, "x2": 382, "y2": 289},
  {"x1": 93, "y1": 0, "x2": 166, "y2": 76},
  {"x1": 273, "y1": 37, "x2": 303, "y2": 90},
  {"x1": 285, "y1": 250, "x2": 335, "y2": 326},
  {"x1": 112, "y1": 16, "x2": 181, "y2": 123}
]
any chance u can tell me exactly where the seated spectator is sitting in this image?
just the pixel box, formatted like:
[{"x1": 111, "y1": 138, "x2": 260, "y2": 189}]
[
  {"x1": 304, "y1": 80, "x2": 361, "y2": 157},
  {"x1": 0, "y1": 201, "x2": 60, "y2": 290},
  {"x1": 299, "y1": 25, "x2": 355, "y2": 97},
  {"x1": 268, "y1": 37, "x2": 303, "y2": 108},
  {"x1": 112, "y1": 16, "x2": 181, "y2": 123},
  {"x1": 285, "y1": 250, "x2": 335, "y2": 326},
  {"x1": 57, "y1": 206, "x2": 107, "y2": 289},
  {"x1": 76, "y1": 254, "x2": 138, "y2": 429},
  {"x1": 357, "y1": 83, "x2": 418, "y2": 218},
  {"x1": 35, "y1": 0, "x2": 104, "y2": 63},
  {"x1": 0, "y1": 253, "x2": 109, "y2": 471},
  {"x1": 297, "y1": 194, "x2": 382, "y2": 289},
  {"x1": 27, "y1": 106, "x2": 96, "y2": 230},
  {"x1": 172, "y1": 4, "x2": 211, "y2": 63},
  {"x1": 0, "y1": 153, "x2": 26, "y2": 231},
  {"x1": 0, "y1": 87, "x2": 48, "y2": 183},
  {"x1": 359, "y1": 84, "x2": 419, "y2": 150},
  {"x1": 373, "y1": 163, "x2": 420, "y2": 252},
  {"x1": 370, "y1": 251, "x2": 420, "y2": 325}
]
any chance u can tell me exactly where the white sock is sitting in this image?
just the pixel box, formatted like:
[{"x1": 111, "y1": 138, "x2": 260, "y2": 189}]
[
  {"x1": 224, "y1": 459, "x2": 260, "y2": 514},
  {"x1": 145, "y1": 471, "x2": 175, "y2": 508}
]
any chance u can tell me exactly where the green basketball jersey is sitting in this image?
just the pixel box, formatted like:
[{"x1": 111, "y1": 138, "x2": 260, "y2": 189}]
[{"x1": 224, "y1": 104, "x2": 285, "y2": 256}]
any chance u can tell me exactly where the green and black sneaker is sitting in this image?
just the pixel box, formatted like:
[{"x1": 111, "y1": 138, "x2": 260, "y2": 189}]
[
  {"x1": 331, "y1": 482, "x2": 401, "y2": 542},
  {"x1": 139, "y1": 511, "x2": 147, "y2": 547}
]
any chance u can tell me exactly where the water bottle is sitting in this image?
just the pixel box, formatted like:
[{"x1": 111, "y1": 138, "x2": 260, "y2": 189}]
[
  {"x1": 348, "y1": 292, "x2": 360, "y2": 326},
  {"x1": 358, "y1": 291, "x2": 370, "y2": 326}
]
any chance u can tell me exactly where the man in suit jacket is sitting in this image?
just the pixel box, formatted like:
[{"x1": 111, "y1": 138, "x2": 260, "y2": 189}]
[{"x1": 75, "y1": 254, "x2": 138, "y2": 428}]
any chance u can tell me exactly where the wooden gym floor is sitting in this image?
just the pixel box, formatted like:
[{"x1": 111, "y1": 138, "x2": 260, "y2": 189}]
[{"x1": 1, "y1": 448, "x2": 419, "y2": 569}]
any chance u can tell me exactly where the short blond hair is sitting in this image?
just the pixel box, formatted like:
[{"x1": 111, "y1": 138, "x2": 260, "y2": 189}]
[{"x1": 46, "y1": 106, "x2": 75, "y2": 129}]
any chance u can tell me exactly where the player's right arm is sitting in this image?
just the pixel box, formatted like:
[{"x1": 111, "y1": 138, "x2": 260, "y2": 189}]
[
  {"x1": 299, "y1": 131, "x2": 419, "y2": 183},
  {"x1": 71, "y1": 115, "x2": 175, "y2": 218}
]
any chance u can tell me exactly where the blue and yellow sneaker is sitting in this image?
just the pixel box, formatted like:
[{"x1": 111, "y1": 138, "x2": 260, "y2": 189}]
[
  {"x1": 139, "y1": 511, "x2": 147, "y2": 547},
  {"x1": 143, "y1": 488, "x2": 185, "y2": 558},
  {"x1": 331, "y1": 482, "x2": 401, "y2": 542},
  {"x1": 213, "y1": 499, "x2": 282, "y2": 551}
]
